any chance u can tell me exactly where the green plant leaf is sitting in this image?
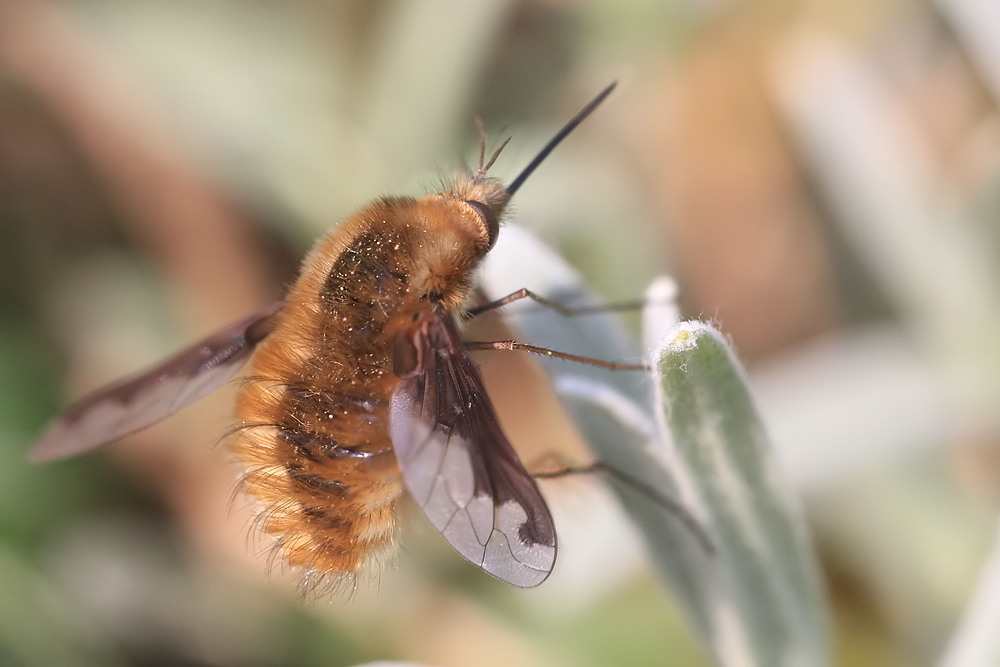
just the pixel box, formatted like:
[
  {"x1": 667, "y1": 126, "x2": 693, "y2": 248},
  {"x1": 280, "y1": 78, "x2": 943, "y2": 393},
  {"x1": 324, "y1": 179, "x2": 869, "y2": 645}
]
[
  {"x1": 654, "y1": 322, "x2": 829, "y2": 666},
  {"x1": 481, "y1": 225, "x2": 829, "y2": 666},
  {"x1": 939, "y1": 517, "x2": 1000, "y2": 667}
]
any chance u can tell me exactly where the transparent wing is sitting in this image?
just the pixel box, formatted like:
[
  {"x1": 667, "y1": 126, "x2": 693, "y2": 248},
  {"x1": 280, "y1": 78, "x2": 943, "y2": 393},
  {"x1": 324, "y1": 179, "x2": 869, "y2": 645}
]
[
  {"x1": 31, "y1": 302, "x2": 283, "y2": 462},
  {"x1": 390, "y1": 311, "x2": 556, "y2": 587}
]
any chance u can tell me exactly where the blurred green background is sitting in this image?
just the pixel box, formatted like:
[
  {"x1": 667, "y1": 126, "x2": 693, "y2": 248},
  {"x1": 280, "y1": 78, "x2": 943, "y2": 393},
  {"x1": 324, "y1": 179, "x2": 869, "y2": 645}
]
[{"x1": 2, "y1": 0, "x2": 999, "y2": 665}]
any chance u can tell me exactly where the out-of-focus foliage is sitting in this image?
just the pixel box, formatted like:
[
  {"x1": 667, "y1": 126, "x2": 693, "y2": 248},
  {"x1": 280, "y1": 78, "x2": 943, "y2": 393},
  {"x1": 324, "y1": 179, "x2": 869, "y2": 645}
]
[{"x1": 1, "y1": 0, "x2": 999, "y2": 665}]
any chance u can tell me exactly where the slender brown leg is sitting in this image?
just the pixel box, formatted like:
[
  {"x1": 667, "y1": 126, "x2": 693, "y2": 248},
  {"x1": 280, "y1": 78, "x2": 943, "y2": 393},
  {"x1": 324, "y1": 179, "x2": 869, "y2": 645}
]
[
  {"x1": 465, "y1": 339, "x2": 648, "y2": 371},
  {"x1": 468, "y1": 288, "x2": 647, "y2": 319},
  {"x1": 535, "y1": 461, "x2": 715, "y2": 556}
]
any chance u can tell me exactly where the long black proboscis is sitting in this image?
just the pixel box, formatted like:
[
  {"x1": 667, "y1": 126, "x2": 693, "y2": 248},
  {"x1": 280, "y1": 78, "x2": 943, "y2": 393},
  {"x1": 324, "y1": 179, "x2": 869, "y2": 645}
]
[{"x1": 505, "y1": 81, "x2": 617, "y2": 197}]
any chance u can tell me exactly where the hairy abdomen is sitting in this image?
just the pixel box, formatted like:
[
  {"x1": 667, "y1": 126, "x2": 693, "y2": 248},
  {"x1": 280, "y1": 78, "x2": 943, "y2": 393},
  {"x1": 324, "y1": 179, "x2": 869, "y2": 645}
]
[{"x1": 230, "y1": 216, "x2": 416, "y2": 583}]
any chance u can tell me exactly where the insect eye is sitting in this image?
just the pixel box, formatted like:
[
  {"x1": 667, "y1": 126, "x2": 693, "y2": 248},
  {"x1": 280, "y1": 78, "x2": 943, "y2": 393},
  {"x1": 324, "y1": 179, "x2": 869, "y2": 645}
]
[{"x1": 464, "y1": 200, "x2": 499, "y2": 251}]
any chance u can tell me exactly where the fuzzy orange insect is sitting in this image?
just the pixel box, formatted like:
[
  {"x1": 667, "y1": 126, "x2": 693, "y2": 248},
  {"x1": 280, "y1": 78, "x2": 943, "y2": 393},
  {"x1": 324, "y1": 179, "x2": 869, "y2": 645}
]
[{"x1": 31, "y1": 83, "x2": 617, "y2": 589}]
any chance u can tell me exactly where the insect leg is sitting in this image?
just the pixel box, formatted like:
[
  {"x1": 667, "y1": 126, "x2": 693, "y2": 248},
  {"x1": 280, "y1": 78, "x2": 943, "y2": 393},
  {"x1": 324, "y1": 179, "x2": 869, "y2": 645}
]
[
  {"x1": 467, "y1": 288, "x2": 648, "y2": 319},
  {"x1": 465, "y1": 339, "x2": 648, "y2": 371},
  {"x1": 534, "y1": 460, "x2": 715, "y2": 556}
]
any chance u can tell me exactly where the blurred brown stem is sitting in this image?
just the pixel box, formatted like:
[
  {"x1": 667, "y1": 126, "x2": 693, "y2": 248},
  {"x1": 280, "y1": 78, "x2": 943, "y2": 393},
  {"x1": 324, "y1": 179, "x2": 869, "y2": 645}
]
[{"x1": 0, "y1": 0, "x2": 277, "y2": 326}]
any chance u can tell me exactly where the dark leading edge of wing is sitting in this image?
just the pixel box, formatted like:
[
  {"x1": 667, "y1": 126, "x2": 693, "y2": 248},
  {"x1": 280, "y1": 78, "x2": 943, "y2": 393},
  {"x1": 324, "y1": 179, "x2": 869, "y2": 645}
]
[
  {"x1": 30, "y1": 302, "x2": 283, "y2": 462},
  {"x1": 389, "y1": 310, "x2": 557, "y2": 587}
]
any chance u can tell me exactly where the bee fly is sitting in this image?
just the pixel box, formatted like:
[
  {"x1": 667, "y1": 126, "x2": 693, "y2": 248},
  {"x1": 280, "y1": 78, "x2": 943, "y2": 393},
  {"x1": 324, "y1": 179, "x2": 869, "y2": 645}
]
[{"x1": 32, "y1": 83, "x2": 677, "y2": 590}]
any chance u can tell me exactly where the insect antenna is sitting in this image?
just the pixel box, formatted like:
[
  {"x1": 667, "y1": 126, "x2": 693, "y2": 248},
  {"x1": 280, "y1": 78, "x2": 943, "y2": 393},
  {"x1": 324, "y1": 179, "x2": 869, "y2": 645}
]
[
  {"x1": 506, "y1": 81, "x2": 618, "y2": 197},
  {"x1": 473, "y1": 117, "x2": 511, "y2": 184}
]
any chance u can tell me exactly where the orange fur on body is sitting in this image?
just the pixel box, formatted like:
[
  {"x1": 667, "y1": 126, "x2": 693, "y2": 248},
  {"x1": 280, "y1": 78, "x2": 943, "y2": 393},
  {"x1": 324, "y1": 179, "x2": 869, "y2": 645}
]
[{"x1": 231, "y1": 178, "x2": 510, "y2": 585}]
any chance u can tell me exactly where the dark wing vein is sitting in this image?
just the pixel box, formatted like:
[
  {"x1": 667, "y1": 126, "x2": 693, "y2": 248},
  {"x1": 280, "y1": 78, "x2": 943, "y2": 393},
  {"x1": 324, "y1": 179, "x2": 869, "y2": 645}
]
[
  {"x1": 390, "y1": 310, "x2": 556, "y2": 587},
  {"x1": 31, "y1": 302, "x2": 283, "y2": 461}
]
